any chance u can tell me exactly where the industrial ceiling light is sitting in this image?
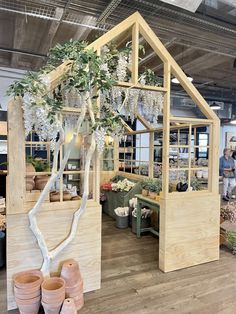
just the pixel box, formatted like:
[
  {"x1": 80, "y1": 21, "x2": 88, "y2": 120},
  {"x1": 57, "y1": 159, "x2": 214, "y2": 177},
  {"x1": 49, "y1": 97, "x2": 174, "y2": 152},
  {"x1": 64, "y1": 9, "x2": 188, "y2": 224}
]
[
  {"x1": 171, "y1": 73, "x2": 193, "y2": 84},
  {"x1": 230, "y1": 117, "x2": 236, "y2": 124},
  {"x1": 210, "y1": 102, "x2": 221, "y2": 110}
]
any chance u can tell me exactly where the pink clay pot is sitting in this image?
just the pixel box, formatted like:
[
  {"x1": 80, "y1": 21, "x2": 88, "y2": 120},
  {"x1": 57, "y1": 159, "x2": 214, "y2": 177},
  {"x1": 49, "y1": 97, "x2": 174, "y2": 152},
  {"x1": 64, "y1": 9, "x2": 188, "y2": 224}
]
[
  {"x1": 17, "y1": 301, "x2": 41, "y2": 314},
  {"x1": 14, "y1": 284, "x2": 40, "y2": 295},
  {"x1": 73, "y1": 295, "x2": 84, "y2": 311},
  {"x1": 42, "y1": 292, "x2": 65, "y2": 304},
  {"x1": 61, "y1": 298, "x2": 77, "y2": 314},
  {"x1": 42, "y1": 300, "x2": 63, "y2": 314},
  {"x1": 14, "y1": 289, "x2": 41, "y2": 300},
  {"x1": 15, "y1": 295, "x2": 40, "y2": 305},
  {"x1": 13, "y1": 270, "x2": 43, "y2": 289},
  {"x1": 42, "y1": 277, "x2": 65, "y2": 295},
  {"x1": 60, "y1": 259, "x2": 82, "y2": 286},
  {"x1": 65, "y1": 282, "x2": 83, "y2": 298}
]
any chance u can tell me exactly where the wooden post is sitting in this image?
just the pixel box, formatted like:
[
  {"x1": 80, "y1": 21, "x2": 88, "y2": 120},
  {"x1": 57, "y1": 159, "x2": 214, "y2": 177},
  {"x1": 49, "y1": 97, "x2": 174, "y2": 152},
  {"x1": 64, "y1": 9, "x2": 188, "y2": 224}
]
[
  {"x1": 7, "y1": 97, "x2": 25, "y2": 214},
  {"x1": 162, "y1": 62, "x2": 171, "y2": 197},
  {"x1": 131, "y1": 22, "x2": 139, "y2": 84}
]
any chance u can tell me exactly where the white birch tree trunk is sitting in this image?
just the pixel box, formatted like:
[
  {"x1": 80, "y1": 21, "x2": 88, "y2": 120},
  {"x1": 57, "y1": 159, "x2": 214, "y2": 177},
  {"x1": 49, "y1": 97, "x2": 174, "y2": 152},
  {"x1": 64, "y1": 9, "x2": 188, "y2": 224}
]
[{"x1": 28, "y1": 91, "x2": 97, "y2": 277}]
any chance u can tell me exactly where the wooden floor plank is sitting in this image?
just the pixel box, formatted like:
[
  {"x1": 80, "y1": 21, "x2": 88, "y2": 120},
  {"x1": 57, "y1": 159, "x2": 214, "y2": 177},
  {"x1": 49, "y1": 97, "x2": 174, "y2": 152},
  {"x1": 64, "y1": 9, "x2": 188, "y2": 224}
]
[{"x1": 0, "y1": 214, "x2": 235, "y2": 314}]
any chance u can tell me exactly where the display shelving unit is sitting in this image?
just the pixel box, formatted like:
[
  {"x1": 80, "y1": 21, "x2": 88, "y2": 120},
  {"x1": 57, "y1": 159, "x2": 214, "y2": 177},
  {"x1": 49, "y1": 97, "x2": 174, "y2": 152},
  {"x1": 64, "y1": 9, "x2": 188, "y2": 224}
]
[{"x1": 7, "y1": 12, "x2": 220, "y2": 310}]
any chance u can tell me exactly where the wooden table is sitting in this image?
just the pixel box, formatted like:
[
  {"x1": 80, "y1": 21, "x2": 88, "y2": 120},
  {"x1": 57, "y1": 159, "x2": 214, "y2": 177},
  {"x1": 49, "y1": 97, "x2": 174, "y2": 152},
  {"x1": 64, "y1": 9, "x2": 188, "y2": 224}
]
[{"x1": 135, "y1": 194, "x2": 160, "y2": 238}]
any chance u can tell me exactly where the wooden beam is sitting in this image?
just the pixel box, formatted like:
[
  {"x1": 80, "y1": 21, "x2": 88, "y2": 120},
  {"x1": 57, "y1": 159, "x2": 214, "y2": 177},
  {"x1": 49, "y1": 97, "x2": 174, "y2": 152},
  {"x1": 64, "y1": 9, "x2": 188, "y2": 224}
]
[{"x1": 131, "y1": 22, "x2": 139, "y2": 84}]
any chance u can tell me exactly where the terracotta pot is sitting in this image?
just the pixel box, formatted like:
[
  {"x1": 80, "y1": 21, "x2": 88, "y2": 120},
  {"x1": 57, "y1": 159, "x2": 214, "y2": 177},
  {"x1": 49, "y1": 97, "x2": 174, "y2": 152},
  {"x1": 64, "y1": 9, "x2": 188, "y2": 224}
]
[
  {"x1": 14, "y1": 284, "x2": 40, "y2": 295},
  {"x1": 71, "y1": 196, "x2": 81, "y2": 201},
  {"x1": 61, "y1": 298, "x2": 77, "y2": 314},
  {"x1": 26, "y1": 178, "x2": 35, "y2": 191},
  {"x1": 42, "y1": 293, "x2": 65, "y2": 304},
  {"x1": 15, "y1": 295, "x2": 41, "y2": 305},
  {"x1": 35, "y1": 175, "x2": 48, "y2": 190},
  {"x1": 149, "y1": 191, "x2": 157, "y2": 199},
  {"x1": 220, "y1": 217, "x2": 224, "y2": 224},
  {"x1": 50, "y1": 191, "x2": 60, "y2": 202},
  {"x1": 26, "y1": 163, "x2": 35, "y2": 177},
  {"x1": 142, "y1": 189, "x2": 148, "y2": 196},
  {"x1": 14, "y1": 288, "x2": 40, "y2": 300},
  {"x1": 73, "y1": 294, "x2": 84, "y2": 311},
  {"x1": 65, "y1": 281, "x2": 83, "y2": 298},
  {"x1": 42, "y1": 277, "x2": 65, "y2": 296},
  {"x1": 63, "y1": 191, "x2": 72, "y2": 201},
  {"x1": 61, "y1": 259, "x2": 82, "y2": 287},
  {"x1": 17, "y1": 299, "x2": 41, "y2": 314},
  {"x1": 13, "y1": 270, "x2": 43, "y2": 289},
  {"x1": 42, "y1": 300, "x2": 63, "y2": 314}
]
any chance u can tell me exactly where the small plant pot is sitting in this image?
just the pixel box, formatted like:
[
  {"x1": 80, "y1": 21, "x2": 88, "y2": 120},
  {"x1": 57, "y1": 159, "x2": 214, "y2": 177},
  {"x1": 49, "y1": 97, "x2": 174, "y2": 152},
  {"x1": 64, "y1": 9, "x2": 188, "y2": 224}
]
[
  {"x1": 42, "y1": 277, "x2": 65, "y2": 296},
  {"x1": 16, "y1": 299, "x2": 41, "y2": 314},
  {"x1": 14, "y1": 284, "x2": 40, "y2": 295},
  {"x1": 65, "y1": 281, "x2": 83, "y2": 298},
  {"x1": 149, "y1": 191, "x2": 157, "y2": 199},
  {"x1": 73, "y1": 294, "x2": 84, "y2": 311},
  {"x1": 42, "y1": 300, "x2": 63, "y2": 314},
  {"x1": 115, "y1": 214, "x2": 129, "y2": 229},
  {"x1": 142, "y1": 189, "x2": 149, "y2": 196},
  {"x1": 26, "y1": 178, "x2": 35, "y2": 191},
  {"x1": 13, "y1": 270, "x2": 43, "y2": 289},
  {"x1": 14, "y1": 288, "x2": 41, "y2": 300},
  {"x1": 35, "y1": 175, "x2": 48, "y2": 190},
  {"x1": 61, "y1": 298, "x2": 77, "y2": 314},
  {"x1": 42, "y1": 291, "x2": 65, "y2": 303},
  {"x1": 61, "y1": 260, "x2": 82, "y2": 287}
]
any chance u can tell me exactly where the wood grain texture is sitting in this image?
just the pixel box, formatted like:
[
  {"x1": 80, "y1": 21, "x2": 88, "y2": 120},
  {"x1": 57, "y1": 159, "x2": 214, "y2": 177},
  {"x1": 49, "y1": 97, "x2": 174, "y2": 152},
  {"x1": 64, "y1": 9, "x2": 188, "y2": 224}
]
[
  {"x1": 7, "y1": 205, "x2": 101, "y2": 310},
  {"x1": 159, "y1": 194, "x2": 220, "y2": 272},
  {"x1": 1, "y1": 215, "x2": 235, "y2": 314}
]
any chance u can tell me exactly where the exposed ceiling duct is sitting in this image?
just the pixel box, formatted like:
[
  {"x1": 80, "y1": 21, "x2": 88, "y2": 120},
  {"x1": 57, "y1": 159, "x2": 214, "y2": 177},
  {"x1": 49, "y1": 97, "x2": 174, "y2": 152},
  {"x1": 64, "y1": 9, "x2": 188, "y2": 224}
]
[{"x1": 160, "y1": 0, "x2": 203, "y2": 12}]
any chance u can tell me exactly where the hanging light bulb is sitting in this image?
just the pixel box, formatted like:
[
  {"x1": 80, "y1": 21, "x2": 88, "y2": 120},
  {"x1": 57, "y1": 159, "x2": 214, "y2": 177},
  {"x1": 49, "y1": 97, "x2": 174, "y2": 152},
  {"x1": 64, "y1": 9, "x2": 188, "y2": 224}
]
[{"x1": 230, "y1": 117, "x2": 236, "y2": 124}]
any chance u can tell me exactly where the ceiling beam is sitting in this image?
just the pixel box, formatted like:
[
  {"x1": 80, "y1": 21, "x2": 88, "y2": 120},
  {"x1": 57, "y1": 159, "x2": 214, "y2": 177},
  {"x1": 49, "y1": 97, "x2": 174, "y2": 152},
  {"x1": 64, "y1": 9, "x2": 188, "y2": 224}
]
[
  {"x1": 152, "y1": 46, "x2": 194, "y2": 72},
  {"x1": 183, "y1": 53, "x2": 231, "y2": 73},
  {"x1": 11, "y1": 15, "x2": 25, "y2": 68}
]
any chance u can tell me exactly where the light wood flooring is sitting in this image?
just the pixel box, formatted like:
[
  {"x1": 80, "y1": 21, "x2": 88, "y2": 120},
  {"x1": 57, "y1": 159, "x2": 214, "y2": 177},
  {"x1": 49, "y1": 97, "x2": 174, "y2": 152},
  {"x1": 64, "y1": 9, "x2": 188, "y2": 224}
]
[{"x1": 1, "y1": 214, "x2": 236, "y2": 314}]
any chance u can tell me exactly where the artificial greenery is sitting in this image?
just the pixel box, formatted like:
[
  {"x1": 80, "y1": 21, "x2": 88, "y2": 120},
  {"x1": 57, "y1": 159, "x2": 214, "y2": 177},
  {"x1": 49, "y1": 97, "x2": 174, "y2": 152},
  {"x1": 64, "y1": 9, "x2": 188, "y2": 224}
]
[
  {"x1": 141, "y1": 68, "x2": 163, "y2": 86},
  {"x1": 225, "y1": 231, "x2": 236, "y2": 254},
  {"x1": 92, "y1": 108, "x2": 124, "y2": 135},
  {"x1": 147, "y1": 178, "x2": 162, "y2": 193},
  {"x1": 26, "y1": 156, "x2": 50, "y2": 172},
  {"x1": 190, "y1": 177, "x2": 202, "y2": 191}
]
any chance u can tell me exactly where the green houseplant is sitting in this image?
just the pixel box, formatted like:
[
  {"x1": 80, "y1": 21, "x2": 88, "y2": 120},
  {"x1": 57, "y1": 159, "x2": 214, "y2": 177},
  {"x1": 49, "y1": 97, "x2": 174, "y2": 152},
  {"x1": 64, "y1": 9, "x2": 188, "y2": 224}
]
[
  {"x1": 147, "y1": 179, "x2": 162, "y2": 199},
  {"x1": 27, "y1": 156, "x2": 50, "y2": 190},
  {"x1": 141, "y1": 179, "x2": 151, "y2": 196}
]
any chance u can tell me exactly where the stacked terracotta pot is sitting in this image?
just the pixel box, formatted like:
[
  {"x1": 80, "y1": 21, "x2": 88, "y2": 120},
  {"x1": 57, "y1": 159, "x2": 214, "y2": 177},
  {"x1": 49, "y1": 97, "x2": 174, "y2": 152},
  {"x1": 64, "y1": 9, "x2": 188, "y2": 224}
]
[
  {"x1": 13, "y1": 269, "x2": 43, "y2": 314},
  {"x1": 60, "y1": 259, "x2": 84, "y2": 311},
  {"x1": 61, "y1": 298, "x2": 77, "y2": 314},
  {"x1": 41, "y1": 277, "x2": 65, "y2": 314}
]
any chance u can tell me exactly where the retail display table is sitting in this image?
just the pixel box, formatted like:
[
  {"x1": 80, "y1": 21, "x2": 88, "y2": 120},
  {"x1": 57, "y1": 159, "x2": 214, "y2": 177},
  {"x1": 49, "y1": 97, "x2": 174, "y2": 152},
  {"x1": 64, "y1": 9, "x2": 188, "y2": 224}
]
[{"x1": 135, "y1": 194, "x2": 160, "y2": 238}]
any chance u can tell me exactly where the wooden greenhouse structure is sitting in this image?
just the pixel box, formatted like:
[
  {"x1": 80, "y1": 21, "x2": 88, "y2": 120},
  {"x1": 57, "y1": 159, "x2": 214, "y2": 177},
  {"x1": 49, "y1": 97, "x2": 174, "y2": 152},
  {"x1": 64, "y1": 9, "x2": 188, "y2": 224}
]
[{"x1": 7, "y1": 12, "x2": 220, "y2": 310}]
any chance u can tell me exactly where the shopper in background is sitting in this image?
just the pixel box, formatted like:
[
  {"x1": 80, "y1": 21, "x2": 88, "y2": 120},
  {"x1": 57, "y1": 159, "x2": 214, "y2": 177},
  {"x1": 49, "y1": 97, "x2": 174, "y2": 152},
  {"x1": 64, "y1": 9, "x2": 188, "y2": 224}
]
[{"x1": 219, "y1": 148, "x2": 235, "y2": 201}]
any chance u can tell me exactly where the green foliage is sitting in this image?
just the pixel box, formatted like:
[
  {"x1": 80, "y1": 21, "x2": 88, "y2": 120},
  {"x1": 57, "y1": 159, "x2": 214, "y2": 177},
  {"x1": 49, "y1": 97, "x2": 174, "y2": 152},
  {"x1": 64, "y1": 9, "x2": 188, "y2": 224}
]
[
  {"x1": 147, "y1": 178, "x2": 162, "y2": 193},
  {"x1": 225, "y1": 231, "x2": 236, "y2": 246},
  {"x1": 6, "y1": 72, "x2": 46, "y2": 97},
  {"x1": 141, "y1": 69, "x2": 163, "y2": 86},
  {"x1": 141, "y1": 179, "x2": 152, "y2": 189},
  {"x1": 26, "y1": 156, "x2": 50, "y2": 172},
  {"x1": 190, "y1": 177, "x2": 202, "y2": 191},
  {"x1": 92, "y1": 108, "x2": 124, "y2": 134}
]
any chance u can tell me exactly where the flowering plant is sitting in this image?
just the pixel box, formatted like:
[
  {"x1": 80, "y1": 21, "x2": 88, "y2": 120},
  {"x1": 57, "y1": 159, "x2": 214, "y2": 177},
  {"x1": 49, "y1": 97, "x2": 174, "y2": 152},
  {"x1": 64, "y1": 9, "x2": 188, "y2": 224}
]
[
  {"x1": 221, "y1": 202, "x2": 236, "y2": 223},
  {"x1": 111, "y1": 179, "x2": 135, "y2": 192}
]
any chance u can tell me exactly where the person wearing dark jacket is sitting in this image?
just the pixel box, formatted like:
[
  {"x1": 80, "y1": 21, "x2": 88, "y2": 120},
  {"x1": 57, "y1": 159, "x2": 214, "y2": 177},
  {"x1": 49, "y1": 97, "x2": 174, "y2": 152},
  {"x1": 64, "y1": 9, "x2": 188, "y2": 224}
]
[{"x1": 219, "y1": 148, "x2": 235, "y2": 201}]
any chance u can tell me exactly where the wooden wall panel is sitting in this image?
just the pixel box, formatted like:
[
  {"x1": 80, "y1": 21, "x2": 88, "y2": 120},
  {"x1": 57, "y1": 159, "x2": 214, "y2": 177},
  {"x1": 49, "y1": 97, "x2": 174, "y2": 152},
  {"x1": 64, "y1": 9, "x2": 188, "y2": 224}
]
[
  {"x1": 7, "y1": 205, "x2": 101, "y2": 310},
  {"x1": 159, "y1": 194, "x2": 220, "y2": 272}
]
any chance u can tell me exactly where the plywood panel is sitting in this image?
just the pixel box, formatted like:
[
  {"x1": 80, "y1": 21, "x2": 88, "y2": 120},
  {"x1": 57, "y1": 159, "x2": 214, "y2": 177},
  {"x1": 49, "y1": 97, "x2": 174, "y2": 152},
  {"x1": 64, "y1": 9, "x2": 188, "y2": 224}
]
[
  {"x1": 7, "y1": 205, "x2": 101, "y2": 310},
  {"x1": 159, "y1": 194, "x2": 220, "y2": 272}
]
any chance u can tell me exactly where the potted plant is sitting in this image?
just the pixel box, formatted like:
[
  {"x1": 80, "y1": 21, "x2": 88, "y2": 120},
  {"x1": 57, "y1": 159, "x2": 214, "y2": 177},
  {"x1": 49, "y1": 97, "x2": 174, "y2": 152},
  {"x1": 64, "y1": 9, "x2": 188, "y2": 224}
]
[
  {"x1": 148, "y1": 179, "x2": 162, "y2": 199},
  {"x1": 141, "y1": 179, "x2": 150, "y2": 196},
  {"x1": 225, "y1": 231, "x2": 236, "y2": 255},
  {"x1": 27, "y1": 156, "x2": 50, "y2": 190},
  {"x1": 190, "y1": 177, "x2": 202, "y2": 191}
]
